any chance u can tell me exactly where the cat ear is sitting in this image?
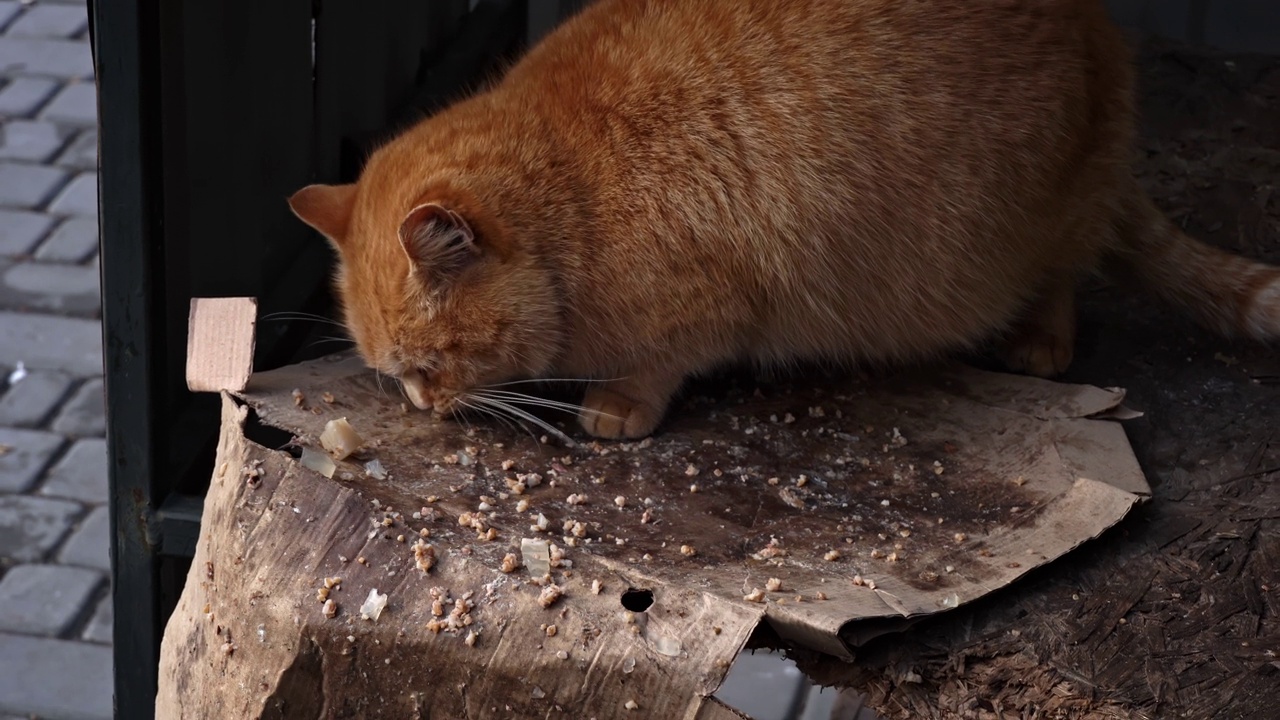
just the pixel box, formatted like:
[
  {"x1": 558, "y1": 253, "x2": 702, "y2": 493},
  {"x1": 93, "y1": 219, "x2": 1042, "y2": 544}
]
[
  {"x1": 288, "y1": 184, "x2": 357, "y2": 247},
  {"x1": 398, "y1": 203, "x2": 479, "y2": 283}
]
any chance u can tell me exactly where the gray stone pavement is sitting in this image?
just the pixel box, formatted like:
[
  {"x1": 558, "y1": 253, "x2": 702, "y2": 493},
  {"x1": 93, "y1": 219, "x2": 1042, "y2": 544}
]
[{"x1": 0, "y1": 1, "x2": 111, "y2": 718}]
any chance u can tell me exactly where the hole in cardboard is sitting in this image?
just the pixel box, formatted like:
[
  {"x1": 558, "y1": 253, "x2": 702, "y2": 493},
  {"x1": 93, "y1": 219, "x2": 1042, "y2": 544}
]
[
  {"x1": 243, "y1": 404, "x2": 301, "y2": 458},
  {"x1": 620, "y1": 588, "x2": 654, "y2": 613}
]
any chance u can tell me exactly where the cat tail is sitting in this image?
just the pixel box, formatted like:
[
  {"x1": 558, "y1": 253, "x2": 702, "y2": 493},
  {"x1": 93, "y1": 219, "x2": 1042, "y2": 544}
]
[{"x1": 1107, "y1": 189, "x2": 1280, "y2": 340}]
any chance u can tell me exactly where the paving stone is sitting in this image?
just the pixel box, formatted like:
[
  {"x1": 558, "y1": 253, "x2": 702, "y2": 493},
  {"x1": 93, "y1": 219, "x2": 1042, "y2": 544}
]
[
  {"x1": 0, "y1": 119, "x2": 64, "y2": 162},
  {"x1": 6, "y1": 4, "x2": 89, "y2": 39},
  {"x1": 0, "y1": 564, "x2": 101, "y2": 636},
  {"x1": 0, "y1": 161, "x2": 65, "y2": 208},
  {"x1": 0, "y1": 495, "x2": 80, "y2": 563},
  {"x1": 53, "y1": 127, "x2": 95, "y2": 170},
  {"x1": 0, "y1": 369, "x2": 72, "y2": 427},
  {"x1": 39, "y1": 438, "x2": 106, "y2": 503},
  {"x1": 46, "y1": 170, "x2": 94, "y2": 216},
  {"x1": 0, "y1": 2, "x2": 20, "y2": 32},
  {"x1": 39, "y1": 80, "x2": 94, "y2": 126},
  {"x1": 0, "y1": 632, "x2": 112, "y2": 720},
  {"x1": 33, "y1": 215, "x2": 96, "y2": 262},
  {"x1": 0, "y1": 311, "x2": 102, "y2": 376},
  {"x1": 716, "y1": 650, "x2": 809, "y2": 720},
  {"x1": 51, "y1": 377, "x2": 103, "y2": 436},
  {"x1": 0, "y1": 36, "x2": 94, "y2": 79},
  {"x1": 0, "y1": 208, "x2": 53, "y2": 256},
  {"x1": 0, "y1": 77, "x2": 59, "y2": 117},
  {"x1": 56, "y1": 505, "x2": 108, "y2": 572},
  {"x1": 80, "y1": 594, "x2": 110, "y2": 644},
  {"x1": 0, "y1": 261, "x2": 101, "y2": 314},
  {"x1": 0, "y1": 427, "x2": 62, "y2": 492}
]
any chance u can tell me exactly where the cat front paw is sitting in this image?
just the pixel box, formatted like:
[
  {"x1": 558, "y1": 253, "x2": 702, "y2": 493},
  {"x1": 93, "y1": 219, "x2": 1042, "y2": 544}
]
[{"x1": 579, "y1": 386, "x2": 666, "y2": 439}]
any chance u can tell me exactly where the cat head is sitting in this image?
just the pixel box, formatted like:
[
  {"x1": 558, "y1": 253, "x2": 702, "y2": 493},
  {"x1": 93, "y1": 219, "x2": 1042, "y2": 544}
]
[{"x1": 287, "y1": 176, "x2": 563, "y2": 416}]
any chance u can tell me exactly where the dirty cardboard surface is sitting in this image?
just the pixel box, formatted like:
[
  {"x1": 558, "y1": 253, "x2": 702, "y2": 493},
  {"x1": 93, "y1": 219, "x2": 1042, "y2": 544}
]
[
  {"x1": 154, "y1": 348, "x2": 1146, "y2": 712},
  {"x1": 186, "y1": 296, "x2": 257, "y2": 393},
  {"x1": 240, "y1": 352, "x2": 1147, "y2": 654}
]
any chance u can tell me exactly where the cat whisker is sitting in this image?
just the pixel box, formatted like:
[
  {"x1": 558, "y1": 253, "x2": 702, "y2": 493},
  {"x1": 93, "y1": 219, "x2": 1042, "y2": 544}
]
[
  {"x1": 481, "y1": 377, "x2": 624, "y2": 388},
  {"x1": 260, "y1": 312, "x2": 348, "y2": 329},
  {"x1": 456, "y1": 398, "x2": 530, "y2": 442},
  {"x1": 464, "y1": 395, "x2": 577, "y2": 447},
  {"x1": 469, "y1": 389, "x2": 620, "y2": 420}
]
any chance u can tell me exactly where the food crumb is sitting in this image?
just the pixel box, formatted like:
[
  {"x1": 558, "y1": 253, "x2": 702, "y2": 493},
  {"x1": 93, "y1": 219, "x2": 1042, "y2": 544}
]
[
  {"x1": 689, "y1": 483, "x2": 699, "y2": 493},
  {"x1": 322, "y1": 599, "x2": 337, "y2": 618},
  {"x1": 464, "y1": 630, "x2": 478, "y2": 647},
  {"x1": 291, "y1": 389, "x2": 304, "y2": 406},
  {"x1": 545, "y1": 624, "x2": 558, "y2": 637},
  {"x1": 743, "y1": 588, "x2": 766, "y2": 603},
  {"x1": 591, "y1": 579, "x2": 603, "y2": 595},
  {"x1": 412, "y1": 540, "x2": 436, "y2": 573},
  {"x1": 625, "y1": 700, "x2": 639, "y2": 711},
  {"x1": 567, "y1": 493, "x2": 586, "y2": 506},
  {"x1": 321, "y1": 391, "x2": 335, "y2": 404},
  {"x1": 680, "y1": 545, "x2": 697, "y2": 557},
  {"x1": 501, "y1": 553, "x2": 521, "y2": 573},
  {"x1": 953, "y1": 533, "x2": 967, "y2": 544},
  {"x1": 765, "y1": 577, "x2": 782, "y2": 592},
  {"x1": 823, "y1": 550, "x2": 841, "y2": 561},
  {"x1": 538, "y1": 584, "x2": 564, "y2": 608},
  {"x1": 614, "y1": 495, "x2": 627, "y2": 508},
  {"x1": 685, "y1": 464, "x2": 699, "y2": 476},
  {"x1": 815, "y1": 591, "x2": 828, "y2": 601},
  {"x1": 516, "y1": 499, "x2": 530, "y2": 513},
  {"x1": 795, "y1": 475, "x2": 808, "y2": 488}
]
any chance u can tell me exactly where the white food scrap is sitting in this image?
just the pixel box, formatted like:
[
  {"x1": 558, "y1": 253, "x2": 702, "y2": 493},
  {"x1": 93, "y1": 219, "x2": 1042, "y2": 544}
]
[
  {"x1": 538, "y1": 584, "x2": 564, "y2": 608},
  {"x1": 359, "y1": 588, "x2": 388, "y2": 621},
  {"x1": 319, "y1": 417, "x2": 363, "y2": 460}
]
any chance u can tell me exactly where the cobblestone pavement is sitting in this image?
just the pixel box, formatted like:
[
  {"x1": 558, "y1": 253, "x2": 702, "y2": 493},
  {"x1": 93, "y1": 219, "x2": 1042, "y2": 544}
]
[{"x1": 0, "y1": 1, "x2": 111, "y2": 718}]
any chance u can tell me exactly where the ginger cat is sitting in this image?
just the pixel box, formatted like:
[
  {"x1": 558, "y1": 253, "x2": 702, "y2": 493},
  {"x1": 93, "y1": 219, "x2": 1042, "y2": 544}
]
[{"x1": 289, "y1": 0, "x2": 1280, "y2": 440}]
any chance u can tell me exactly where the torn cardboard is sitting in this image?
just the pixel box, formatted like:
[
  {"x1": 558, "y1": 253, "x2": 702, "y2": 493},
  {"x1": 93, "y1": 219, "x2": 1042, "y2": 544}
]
[
  {"x1": 162, "y1": 318, "x2": 1148, "y2": 718},
  {"x1": 186, "y1": 296, "x2": 257, "y2": 392}
]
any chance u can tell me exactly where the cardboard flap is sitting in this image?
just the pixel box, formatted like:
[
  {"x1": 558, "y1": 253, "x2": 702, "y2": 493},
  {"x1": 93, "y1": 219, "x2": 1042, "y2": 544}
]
[{"x1": 186, "y1": 297, "x2": 257, "y2": 393}]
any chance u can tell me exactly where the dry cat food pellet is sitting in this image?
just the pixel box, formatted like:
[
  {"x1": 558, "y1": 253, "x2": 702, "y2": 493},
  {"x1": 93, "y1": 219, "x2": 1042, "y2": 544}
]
[
  {"x1": 412, "y1": 540, "x2": 436, "y2": 573},
  {"x1": 545, "y1": 624, "x2": 558, "y2": 637},
  {"x1": 324, "y1": 577, "x2": 342, "y2": 589},
  {"x1": 316, "y1": 587, "x2": 330, "y2": 603},
  {"x1": 538, "y1": 584, "x2": 564, "y2": 608}
]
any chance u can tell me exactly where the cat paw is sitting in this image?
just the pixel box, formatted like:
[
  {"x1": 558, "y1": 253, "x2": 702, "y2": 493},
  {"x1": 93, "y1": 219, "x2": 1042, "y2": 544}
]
[
  {"x1": 1002, "y1": 331, "x2": 1075, "y2": 378},
  {"x1": 579, "y1": 386, "x2": 666, "y2": 439}
]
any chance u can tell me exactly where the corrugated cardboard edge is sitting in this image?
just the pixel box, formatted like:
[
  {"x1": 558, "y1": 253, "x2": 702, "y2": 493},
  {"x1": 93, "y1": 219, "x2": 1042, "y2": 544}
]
[{"x1": 186, "y1": 296, "x2": 257, "y2": 393}]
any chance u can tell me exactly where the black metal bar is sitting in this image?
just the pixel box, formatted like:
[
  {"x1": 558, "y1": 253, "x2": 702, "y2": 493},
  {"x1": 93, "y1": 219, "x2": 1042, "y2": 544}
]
[
  {"x1": 92, "y1": 0, "x2": 164, "y2": 716},
  {"x1": 155, "y1": 494, "x2": 205, "y2": 558}
]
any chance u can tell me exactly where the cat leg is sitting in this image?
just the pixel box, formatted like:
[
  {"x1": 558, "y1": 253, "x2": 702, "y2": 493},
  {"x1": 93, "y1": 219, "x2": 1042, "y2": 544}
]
[
  {"x1": 1002, "y1": 275, "x2": 1078, "y2": 378},
  {"x1": 579, "y1": 368, "x2": 685, "y2": 439}
]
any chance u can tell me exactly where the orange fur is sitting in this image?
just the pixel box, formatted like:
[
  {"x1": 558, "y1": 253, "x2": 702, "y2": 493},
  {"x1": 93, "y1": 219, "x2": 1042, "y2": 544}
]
[{"x1": 289, "y1": 0, "x2": 1280, "y2": 439}]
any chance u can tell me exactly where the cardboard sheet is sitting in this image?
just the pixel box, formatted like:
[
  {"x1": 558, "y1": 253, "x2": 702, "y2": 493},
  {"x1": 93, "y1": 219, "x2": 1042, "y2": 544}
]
[{"x1": 166, "y1": 309, "x2": 1149, "y2": 717}]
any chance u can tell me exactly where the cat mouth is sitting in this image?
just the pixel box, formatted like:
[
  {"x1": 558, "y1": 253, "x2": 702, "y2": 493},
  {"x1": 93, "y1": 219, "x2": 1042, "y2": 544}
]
[{"x1": 399, "y1": 370, "x2": 458, "y2": 415}]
